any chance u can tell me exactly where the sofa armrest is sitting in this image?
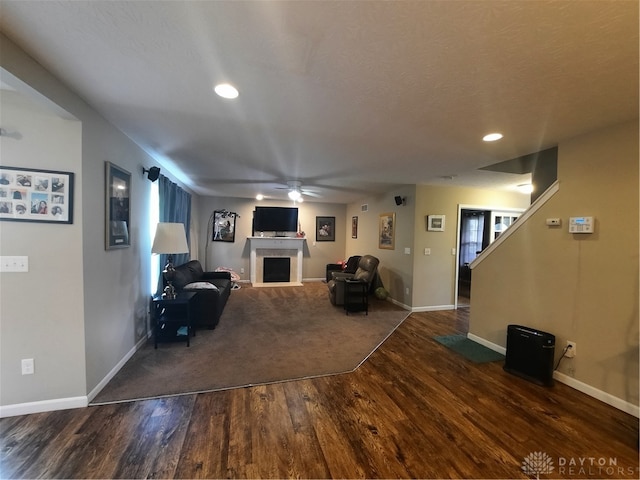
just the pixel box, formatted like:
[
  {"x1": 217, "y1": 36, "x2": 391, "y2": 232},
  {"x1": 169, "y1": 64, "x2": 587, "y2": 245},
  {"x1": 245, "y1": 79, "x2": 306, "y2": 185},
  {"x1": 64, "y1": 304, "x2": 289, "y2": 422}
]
[
  {"x1": 202, "y1": 271, "x2": 232, "y2": 281},
  {"x1": 331, "y1": 272, "x2": 355, "y2": 281}
]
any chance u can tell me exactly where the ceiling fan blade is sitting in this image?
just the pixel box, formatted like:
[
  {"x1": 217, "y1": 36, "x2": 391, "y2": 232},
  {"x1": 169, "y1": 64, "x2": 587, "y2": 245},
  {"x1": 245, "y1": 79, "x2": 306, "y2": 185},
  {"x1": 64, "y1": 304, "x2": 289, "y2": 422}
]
[{"x1": 302, "y1": 190, "x2": 322, "y2": 198}]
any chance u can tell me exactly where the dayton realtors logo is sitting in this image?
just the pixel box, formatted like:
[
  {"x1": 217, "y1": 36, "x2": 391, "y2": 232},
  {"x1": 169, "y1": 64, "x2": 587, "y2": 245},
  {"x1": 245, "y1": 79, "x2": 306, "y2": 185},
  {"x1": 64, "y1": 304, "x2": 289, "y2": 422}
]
[
  {"x1": 522, "y1": 452, "x2": 638, "y2": 478},
  {"x1": 522, "y1": 452, "x2": 554, "y2": 479}
]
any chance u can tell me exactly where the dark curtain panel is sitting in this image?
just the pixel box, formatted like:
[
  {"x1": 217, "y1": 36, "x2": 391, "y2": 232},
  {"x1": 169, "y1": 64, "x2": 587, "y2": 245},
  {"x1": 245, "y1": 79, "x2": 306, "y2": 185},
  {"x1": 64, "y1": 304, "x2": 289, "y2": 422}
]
[
  {"x1": 156, "y1": 174, "x2": 192, "y2": 294},
  {"x1": 459, "y1": 211, "x2": 485, "y2": 267}
]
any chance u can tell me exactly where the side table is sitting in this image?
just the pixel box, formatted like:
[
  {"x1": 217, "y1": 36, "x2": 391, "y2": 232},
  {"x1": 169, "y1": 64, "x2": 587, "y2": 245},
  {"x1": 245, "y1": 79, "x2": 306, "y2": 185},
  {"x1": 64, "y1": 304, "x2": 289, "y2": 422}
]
[
  {"x1": 152, "y1": 291, "x2": 197, "y2": 348},
  {"x1": 344, "y1": 278, "x2": 368, "y2": 315}
]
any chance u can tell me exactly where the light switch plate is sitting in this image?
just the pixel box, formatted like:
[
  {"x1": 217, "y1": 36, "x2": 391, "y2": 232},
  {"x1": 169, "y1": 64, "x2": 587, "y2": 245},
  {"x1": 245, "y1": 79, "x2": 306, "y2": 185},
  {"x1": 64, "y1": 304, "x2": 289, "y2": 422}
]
[{"x1": 0, "y1": 256, "x2": 29, "y2": 272}]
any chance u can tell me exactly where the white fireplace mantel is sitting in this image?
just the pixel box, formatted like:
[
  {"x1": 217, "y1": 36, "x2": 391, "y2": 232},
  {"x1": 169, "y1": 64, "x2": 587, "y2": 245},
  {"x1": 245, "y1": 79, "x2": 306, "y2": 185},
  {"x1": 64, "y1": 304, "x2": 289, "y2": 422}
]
[{"x1": 248, "y1": 237, "x2": 305, "y2": 287}]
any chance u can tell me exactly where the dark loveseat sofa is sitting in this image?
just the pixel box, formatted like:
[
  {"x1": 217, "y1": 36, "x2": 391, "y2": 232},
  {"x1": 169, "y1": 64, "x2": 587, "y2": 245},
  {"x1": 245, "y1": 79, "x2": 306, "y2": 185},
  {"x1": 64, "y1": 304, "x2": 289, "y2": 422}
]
[{"x1": 169, "y1": 260, "x2": 232, "y2": 329}]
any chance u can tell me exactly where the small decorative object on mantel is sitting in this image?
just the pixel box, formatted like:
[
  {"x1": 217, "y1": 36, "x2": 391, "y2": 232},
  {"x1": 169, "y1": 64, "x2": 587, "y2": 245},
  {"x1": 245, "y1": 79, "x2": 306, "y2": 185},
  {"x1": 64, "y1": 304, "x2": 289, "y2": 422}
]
[
  {"x1": 427, "y1": 214, "x2": 445, "y2": 232},
  {"x1": 296, "y1": 220, "x2": 305, "y2": 238},
  {"x1": 0, "y1": 166, "x2": 74, "y2": 224}
]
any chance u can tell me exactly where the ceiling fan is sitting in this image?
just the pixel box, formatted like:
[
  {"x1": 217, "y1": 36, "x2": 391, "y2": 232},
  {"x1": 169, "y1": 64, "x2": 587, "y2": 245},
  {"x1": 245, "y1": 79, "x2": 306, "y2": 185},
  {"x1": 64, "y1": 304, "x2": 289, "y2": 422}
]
[{"x1": 276, "y1": 180, "x2": 322, "y2": 200}]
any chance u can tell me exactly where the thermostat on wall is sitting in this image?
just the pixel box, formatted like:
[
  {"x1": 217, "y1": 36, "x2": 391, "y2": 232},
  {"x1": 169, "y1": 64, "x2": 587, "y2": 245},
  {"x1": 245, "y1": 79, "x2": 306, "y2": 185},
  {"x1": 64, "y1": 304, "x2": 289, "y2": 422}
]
[{"x1": 569, "y1": 216, "x2": 594, "y2": 233}]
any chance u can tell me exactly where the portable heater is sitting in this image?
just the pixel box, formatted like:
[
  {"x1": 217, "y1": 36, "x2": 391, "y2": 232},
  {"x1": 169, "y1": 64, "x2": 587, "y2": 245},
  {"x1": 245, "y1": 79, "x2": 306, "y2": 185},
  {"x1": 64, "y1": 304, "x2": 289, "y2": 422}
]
[{"x1": 504, "y1": 324, "x2": 555, "y2": 386}]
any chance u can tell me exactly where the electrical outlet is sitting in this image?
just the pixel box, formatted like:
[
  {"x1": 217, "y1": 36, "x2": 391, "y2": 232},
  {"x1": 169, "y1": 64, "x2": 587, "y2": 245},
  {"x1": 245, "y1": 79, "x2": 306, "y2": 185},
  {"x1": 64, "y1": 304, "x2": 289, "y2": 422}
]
[
  {"x1": 565, "y1": 341, "x2": 576, "y2": 358},
  {"x1": 240, "y1": 267, "x2": 245, "y2": 274},
  {"x1": 21, "y1": 358, "x2": 34, "y2": 375}
]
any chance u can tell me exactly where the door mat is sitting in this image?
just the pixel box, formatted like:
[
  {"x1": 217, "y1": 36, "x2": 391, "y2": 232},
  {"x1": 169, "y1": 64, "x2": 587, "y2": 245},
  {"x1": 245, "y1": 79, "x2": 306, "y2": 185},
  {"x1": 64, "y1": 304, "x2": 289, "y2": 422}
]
[{"x1": 434, "y1": 334, "x2": 505, "y2": 363}]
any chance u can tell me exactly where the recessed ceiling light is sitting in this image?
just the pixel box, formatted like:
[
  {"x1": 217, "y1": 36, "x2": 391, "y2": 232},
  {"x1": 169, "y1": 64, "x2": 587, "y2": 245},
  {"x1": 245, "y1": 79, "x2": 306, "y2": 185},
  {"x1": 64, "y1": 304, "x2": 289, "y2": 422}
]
[
  {"x1": 255, "y1": 194, "x2": 264, "y2": 201},
  {"x1": 214, "y1": 83, "x2": 239, "y2": 99},
  {"x1": 483, "y1": 133, "x2": 503, "y2": 142}
]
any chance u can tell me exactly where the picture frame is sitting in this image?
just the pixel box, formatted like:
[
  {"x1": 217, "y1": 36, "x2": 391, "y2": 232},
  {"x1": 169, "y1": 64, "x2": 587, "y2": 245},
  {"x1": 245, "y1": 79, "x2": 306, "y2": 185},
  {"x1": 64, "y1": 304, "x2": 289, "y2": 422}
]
[
  {"x1": 427, "y1": 214, "x2": 445, "y2": 232},
  {"x1": 212, "y1": 210, "x2": 236, "y2": 242},
  {"x1": 351, "y1": 216, "x2": 358, "y2": 239},
  {"x1": 105, "y1": 161, "x2": 131, "y2": 249},
  {"x1": 379, "y1": 212, "x2": 395, "y2": 249},
  {"x1": 316, "y1": 216, "x2": 335, "y2": 241},
  {"x1": 0, "y1": 166, "x2": 74, "y2": 224}
]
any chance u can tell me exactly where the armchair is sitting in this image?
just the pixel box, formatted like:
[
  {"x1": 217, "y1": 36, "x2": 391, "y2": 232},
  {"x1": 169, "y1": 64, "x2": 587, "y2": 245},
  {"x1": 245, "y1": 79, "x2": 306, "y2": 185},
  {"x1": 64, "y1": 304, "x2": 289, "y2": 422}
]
[
  {"x1": 325, "y1": 255, "x2": 361, "y2": 282},
  {"x1": 327, "y1": 255, "x2": 380, "y2": 306}
]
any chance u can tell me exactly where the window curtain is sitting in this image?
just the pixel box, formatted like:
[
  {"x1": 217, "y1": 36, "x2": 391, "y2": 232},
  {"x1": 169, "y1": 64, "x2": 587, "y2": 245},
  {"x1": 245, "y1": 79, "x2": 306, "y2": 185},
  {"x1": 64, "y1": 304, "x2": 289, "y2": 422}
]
[
  {"x1": 156, "y1": 174, "x2": 191, "y2": 294},
  {"x1": 459, "y1": 212, "x2": 484, "y2": 267}
]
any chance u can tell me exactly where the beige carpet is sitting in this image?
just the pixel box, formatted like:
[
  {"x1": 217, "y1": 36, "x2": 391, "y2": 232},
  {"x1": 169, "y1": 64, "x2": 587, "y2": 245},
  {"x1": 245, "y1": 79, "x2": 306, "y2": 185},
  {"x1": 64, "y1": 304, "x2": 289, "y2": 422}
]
[{"x1": 91, "y1": 282, "x2": 409, "y2": 404}]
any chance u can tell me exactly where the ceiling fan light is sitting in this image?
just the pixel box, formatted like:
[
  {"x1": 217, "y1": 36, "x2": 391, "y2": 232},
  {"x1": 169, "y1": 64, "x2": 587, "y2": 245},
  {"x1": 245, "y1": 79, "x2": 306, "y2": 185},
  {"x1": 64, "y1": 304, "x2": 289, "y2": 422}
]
[{"x1": 288, "y1": 189, "x2": 302, "y2": 200}]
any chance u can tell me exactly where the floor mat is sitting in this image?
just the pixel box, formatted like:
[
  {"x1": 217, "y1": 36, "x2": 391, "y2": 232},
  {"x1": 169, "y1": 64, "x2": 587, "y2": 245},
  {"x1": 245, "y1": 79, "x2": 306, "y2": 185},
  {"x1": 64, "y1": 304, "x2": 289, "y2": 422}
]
[{"x1": 434, "y1": 334, "x2": 505, "y2": 363}]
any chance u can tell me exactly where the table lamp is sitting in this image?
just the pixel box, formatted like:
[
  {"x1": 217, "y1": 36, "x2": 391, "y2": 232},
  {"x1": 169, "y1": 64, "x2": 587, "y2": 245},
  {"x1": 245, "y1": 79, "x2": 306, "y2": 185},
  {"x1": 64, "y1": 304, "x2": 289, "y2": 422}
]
[{"x1": 151, "y1": 222, "x2": 189, "y2": 299}]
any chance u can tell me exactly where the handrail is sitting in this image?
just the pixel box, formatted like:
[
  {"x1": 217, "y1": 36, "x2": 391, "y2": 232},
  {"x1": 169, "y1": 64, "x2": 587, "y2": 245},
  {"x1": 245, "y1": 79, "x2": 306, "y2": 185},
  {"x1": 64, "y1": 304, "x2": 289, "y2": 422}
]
[{"x1": 470, "y1": 181, "x2": 560, "y2": 269}]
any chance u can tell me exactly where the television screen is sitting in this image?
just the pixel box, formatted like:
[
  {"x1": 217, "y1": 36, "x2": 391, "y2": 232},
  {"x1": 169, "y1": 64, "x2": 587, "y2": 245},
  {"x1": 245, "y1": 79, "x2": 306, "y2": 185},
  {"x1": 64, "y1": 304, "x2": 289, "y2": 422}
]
[{"x1": 254, "y1": 206, "x2": 298, "y2": 233}]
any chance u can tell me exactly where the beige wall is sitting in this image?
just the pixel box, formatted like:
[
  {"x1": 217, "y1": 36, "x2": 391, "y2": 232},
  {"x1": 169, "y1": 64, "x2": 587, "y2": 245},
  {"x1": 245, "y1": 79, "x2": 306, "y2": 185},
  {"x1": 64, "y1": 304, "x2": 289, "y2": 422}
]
[
  {"x1": 345, "y1": 186, "x2": 416, "y2": 306},
  {"x1": 470, "y1": 120, "x2": 639, "y2": 407},
  {"x1": 412, "y1": 185, "x2": 530, "y2": 309}
]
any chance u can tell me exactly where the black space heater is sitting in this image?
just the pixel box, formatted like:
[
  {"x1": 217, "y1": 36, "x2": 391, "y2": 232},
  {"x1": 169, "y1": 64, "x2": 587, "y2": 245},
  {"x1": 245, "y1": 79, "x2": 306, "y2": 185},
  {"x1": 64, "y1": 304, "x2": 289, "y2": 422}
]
[{"x1": 504, "y1": 324, "x2": 555, "y2": 387}]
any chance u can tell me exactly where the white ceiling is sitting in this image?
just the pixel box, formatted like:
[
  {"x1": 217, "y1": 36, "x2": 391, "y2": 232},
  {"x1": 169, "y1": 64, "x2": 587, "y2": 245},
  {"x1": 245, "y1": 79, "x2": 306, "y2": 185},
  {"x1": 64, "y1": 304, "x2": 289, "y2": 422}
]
[{"x1": 1, "y1": 1, "x2": 637, "y2": 204}]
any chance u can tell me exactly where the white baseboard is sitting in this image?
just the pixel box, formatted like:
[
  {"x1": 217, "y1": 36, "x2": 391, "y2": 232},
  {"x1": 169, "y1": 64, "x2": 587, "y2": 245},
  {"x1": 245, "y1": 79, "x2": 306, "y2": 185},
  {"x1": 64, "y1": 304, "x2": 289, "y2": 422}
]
[
  {"x1": 87, "y1": 334, "x2": 148, "y2": 403},
  {"x1": 553, "y1": 371, "x2": 640, "y2": 418},
  {"x1": 467, "y1": 333, "x2": 639, "y2": 418},
  {"x1": 467, "y1": 333, "x2": 506, "y2": 355},
  {"x1": 411, "y1": 304, "x2": 455, "y2": 312},
  {"x1": 1, "y1": 334, "x2": 149, "y2": 417},
  {"x1": 389, "y1": 298, "x2": 411, "y2": 310},
  {"x1": 0, "y1": 396, "x2": 87, "y2": 418}
]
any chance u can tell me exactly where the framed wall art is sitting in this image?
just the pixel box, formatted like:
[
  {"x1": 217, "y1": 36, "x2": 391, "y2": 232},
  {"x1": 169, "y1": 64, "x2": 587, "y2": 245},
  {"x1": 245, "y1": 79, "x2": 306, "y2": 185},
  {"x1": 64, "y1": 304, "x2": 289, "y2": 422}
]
[
  {"x1": 379, "y1": 212, "x2": 395, "y2": 249},
  {"x1": 212, "y1": 210, "x2": 236, "y2": 242},
  {"x1": 0, "y1": 166, "x2": 74, "y2": 224},
  {"x1": 351, "y1": 216, "x2": 358, "y2": 239},
  {"x1": 427, "y1": 214, "x2": 445, "y2": 232},
  {"x1": 105, "y1": 161, "x2": 131, "y2": 249},
  {"x1": 316, "y1": 216, "x2": 335, "y2": 241}
]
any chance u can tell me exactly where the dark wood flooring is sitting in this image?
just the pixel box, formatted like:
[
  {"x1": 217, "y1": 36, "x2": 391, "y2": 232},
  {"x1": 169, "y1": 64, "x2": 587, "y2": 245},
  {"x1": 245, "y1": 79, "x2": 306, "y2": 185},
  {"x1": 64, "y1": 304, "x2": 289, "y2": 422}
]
[{"x1": 1, "y1": 309, "x2": 638, "y2": 479}]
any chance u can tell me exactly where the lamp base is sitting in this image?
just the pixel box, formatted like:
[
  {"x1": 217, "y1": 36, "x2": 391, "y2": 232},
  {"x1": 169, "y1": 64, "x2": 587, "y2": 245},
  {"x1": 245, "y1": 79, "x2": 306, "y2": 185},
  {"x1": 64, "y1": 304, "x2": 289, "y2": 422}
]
[{"x1": 162, "y1": 283, "x2": 177, "y2": 299}]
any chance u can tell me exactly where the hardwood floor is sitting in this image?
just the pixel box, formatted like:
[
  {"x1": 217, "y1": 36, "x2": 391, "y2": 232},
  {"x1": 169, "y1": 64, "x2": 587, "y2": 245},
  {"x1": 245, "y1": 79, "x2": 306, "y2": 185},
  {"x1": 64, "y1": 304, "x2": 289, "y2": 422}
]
[{"x1": 1, "y1": 309, "x2": 638, "y2": 479}]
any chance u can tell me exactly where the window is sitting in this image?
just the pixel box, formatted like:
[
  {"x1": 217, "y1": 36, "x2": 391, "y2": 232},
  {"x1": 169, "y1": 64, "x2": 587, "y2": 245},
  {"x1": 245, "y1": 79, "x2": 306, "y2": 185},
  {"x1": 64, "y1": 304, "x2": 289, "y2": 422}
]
[{"x1": 149, "y1": 181, "x2": 159, "y2": 294}]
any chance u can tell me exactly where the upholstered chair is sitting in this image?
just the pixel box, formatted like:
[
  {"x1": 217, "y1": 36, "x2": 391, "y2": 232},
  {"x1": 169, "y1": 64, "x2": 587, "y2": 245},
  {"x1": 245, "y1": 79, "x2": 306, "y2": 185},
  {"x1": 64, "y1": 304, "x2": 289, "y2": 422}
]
[{"x1": 327, "y1": 255, "x2": 380, "y2": 306}]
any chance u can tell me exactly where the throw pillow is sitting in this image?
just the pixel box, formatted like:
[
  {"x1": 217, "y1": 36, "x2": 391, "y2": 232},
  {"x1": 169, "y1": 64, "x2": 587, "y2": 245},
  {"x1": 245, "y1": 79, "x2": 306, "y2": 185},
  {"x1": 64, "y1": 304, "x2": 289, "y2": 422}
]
[{"x1": 184, "y1": 281, "x2": 218, "y2": 291}]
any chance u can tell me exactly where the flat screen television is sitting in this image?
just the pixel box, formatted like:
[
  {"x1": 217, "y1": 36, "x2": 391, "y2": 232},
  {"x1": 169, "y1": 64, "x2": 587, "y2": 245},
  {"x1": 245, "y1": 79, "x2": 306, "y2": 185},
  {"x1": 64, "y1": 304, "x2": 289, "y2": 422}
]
[{"x1": 253, "y1": 206, "x2": 298, "y2": 234}]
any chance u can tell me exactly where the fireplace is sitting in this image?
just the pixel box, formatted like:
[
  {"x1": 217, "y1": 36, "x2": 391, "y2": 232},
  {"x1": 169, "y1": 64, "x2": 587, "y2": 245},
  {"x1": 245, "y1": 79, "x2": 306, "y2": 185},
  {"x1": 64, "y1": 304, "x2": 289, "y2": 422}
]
[
  {"x1": 263, "y1": 257, "x2": 291, "y2": 283},
  {"x1": 249, "y1": 237, "x2": 305, "y2": 287}
]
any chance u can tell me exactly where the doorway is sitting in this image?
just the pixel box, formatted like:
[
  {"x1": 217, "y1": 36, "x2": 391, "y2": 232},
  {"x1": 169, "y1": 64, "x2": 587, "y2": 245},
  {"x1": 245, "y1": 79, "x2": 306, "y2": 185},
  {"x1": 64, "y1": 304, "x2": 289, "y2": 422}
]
[
  {"x1": 455, "y1": 206, "x2": 525, "y2": 307},
  {"x1": 457, "y1": 209, "x2": 490, "y2": 307}
]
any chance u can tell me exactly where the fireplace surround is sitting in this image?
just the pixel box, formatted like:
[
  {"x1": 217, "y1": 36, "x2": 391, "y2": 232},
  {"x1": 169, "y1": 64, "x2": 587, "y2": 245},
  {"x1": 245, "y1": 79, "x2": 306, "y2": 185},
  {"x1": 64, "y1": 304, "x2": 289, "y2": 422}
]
[{"x1": 249, "y1": 237, "x2": 305, "y2": 286}]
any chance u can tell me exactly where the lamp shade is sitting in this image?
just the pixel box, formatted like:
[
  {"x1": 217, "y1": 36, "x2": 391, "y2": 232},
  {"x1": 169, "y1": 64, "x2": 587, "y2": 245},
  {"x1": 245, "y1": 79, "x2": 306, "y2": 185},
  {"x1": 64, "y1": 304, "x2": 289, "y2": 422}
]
[{"x1": 151, "y1": 222, "x2": 189, "y2": 254}]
